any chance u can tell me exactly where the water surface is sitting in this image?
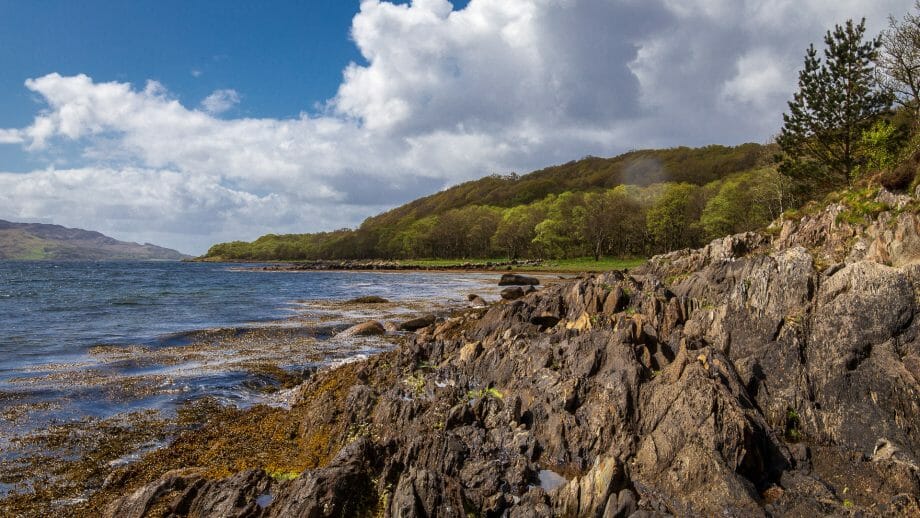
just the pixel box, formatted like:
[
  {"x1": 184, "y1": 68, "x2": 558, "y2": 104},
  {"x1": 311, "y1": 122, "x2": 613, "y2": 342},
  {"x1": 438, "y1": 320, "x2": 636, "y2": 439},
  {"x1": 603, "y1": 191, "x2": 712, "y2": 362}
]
[{"x1": 0, "y1": 261, "x2": 498, "y2": 436}]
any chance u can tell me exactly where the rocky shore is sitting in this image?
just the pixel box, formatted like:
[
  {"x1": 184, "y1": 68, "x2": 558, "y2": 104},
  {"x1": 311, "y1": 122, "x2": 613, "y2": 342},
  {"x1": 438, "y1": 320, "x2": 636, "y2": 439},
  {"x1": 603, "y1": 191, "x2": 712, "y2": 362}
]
[
  {"x1": 236, "y1": 259, "x2": 545, "y2": 272},
  {"x1": 14, "y1": 188, "x2": 920, "y2": 516}
]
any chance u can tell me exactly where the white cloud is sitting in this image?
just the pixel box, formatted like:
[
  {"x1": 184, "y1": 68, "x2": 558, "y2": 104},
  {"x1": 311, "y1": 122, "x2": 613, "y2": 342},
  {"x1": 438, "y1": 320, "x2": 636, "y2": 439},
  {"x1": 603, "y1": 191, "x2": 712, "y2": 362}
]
[
  {"x1": 0, "y1": 0, "x2": 915, "y2": 253},
  {"x1": 721, "y1": 48, "x2": 793, "y2": 111},
  {"x1": 200, "y1": 89, "x2": 240, "y2": 115},
  {"x1": 0, "y1": 128, "x2": 22, "y2": 144}
]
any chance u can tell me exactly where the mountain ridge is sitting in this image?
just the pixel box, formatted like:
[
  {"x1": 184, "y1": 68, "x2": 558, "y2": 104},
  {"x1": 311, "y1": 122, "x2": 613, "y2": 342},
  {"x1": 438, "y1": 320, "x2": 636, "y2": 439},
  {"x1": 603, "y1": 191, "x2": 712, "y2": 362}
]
[{"x1": 0, "y1": 219, "x2": 189, "y2": 260}]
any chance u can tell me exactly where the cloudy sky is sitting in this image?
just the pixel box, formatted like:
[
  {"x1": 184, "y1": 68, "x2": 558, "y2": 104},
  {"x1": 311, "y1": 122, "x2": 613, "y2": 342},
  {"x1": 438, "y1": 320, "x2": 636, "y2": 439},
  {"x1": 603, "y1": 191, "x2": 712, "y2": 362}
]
[{"x1": 0, "y1": 0, "x2": 914, "y2": 254}]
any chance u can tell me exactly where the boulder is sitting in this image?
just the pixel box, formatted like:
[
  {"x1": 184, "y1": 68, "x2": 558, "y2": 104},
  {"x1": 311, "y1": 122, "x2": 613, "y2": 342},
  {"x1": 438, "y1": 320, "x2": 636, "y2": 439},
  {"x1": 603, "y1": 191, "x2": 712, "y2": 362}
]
[
  {"x1": 338, "y1": 320, "x2": 386, "y2": 337},
  {"x1": 499, "y1": 274, "x2": 540, "y2": 286},
  {"x1": 468, "y1": 294, "x2": 489, "y2": 307},
  {"x1": 501, "y1": 286, "x2": 526, "y2": 300},
  {"x1": 346, "y1": 295, "x2": 389, "y2": 304},
  {"x1": 399, "y1": 314, "x2": 437, "y2": 331}
]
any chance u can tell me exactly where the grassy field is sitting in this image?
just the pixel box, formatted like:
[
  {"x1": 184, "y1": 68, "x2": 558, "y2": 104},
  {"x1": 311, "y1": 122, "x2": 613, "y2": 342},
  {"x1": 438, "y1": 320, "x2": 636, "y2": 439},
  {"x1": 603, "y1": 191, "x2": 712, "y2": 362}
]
[{"x1": 396, "y1": 257, "x2": 646, "y2": 272}]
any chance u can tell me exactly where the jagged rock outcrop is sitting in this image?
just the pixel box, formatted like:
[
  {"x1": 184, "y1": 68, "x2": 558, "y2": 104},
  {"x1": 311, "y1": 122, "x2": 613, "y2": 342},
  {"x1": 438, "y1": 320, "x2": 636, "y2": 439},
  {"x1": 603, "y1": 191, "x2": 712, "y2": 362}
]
[{"x1": 103, "y1": 193, "x2": 920, "y2": 517}]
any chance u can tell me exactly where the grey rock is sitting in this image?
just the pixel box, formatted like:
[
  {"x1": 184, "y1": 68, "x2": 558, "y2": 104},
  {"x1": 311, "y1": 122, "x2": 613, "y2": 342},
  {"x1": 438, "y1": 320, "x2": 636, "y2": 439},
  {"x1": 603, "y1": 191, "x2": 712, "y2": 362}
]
[{"x1": 499, "y1": 274, "x2": 540, "y2": 286}]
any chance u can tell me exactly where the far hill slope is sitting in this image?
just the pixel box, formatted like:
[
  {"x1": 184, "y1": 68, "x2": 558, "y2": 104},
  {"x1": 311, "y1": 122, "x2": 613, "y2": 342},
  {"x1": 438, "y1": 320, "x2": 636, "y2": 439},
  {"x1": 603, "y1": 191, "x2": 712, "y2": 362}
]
[
  {"x1": 0, "y1": 220, "x2": 189, "y2": 260},
  {"x1": 203, "y1": 143, "x2": 774, "y2": 261},
  {"x1": 362, "y1": 143, "x2": 765, "y2": 229}
]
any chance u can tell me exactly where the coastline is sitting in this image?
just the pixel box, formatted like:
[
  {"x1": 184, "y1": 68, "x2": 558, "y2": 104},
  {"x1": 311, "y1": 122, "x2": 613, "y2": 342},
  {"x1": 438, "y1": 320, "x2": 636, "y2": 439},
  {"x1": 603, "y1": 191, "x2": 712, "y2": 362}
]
[
  {"x1": 205, "y1": 257, "x2": 646, "y2": 275},
  {"x1": 0, "y1": 269, "x2": 507, "y2": 515},
  {"x1": 70, "y1": 217, "x2": 920, "y2": 515}
]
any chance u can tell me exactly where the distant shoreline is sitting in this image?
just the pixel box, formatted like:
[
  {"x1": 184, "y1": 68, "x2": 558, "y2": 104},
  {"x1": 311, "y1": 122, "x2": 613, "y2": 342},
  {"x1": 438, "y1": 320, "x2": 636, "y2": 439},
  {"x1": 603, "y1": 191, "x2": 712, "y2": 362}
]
[{"x1": 194, "y1": 257, "x2": 646, "y2": 274}]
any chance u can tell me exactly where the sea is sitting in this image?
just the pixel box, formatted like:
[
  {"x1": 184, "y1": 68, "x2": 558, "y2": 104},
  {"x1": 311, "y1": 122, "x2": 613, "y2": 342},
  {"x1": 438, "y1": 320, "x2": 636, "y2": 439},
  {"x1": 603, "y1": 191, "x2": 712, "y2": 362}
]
[{"x1": 0, "y1": 261, "x2": 498, "y2": 439}]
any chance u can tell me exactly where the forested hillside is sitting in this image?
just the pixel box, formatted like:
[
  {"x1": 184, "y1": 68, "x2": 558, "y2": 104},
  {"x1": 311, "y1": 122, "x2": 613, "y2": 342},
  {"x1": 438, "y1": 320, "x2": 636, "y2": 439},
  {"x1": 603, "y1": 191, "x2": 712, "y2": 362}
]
[{"x1": 203, "y1": 143, "x2": 794, "y2": 261}]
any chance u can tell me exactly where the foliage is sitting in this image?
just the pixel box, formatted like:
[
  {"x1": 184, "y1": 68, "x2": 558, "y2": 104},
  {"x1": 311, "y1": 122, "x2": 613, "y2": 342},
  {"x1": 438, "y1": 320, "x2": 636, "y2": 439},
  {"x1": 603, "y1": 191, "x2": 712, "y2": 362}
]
[
  {"x1": 646, "y1": 183, "x2": 703, "y2": 251},
  {"x1": 202, "y1": 144, "x2": 792, "y2": 263},
  {"x1": 880, "y1": 2, "x2": 920, "y2": 119},
  {"x1": 467, "y1": 387, "x2": 503, "y2": 400},
  {"x1": 778, "y1": 19, "x2": 892, "y2": 187},
  {"x1": 700, "y1": 169, "x2": 787, "y2": 240}
]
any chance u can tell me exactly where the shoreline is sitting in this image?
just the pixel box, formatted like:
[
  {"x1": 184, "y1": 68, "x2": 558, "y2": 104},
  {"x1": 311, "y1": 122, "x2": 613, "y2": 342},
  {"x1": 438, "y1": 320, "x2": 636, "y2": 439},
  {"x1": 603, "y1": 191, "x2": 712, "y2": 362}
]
[
  {"x1": 211, "y1": 258, "x2": 644, "y2": 275},
  {"x1": 0, "y1": 271, "x2": 510, "y2": 515}
]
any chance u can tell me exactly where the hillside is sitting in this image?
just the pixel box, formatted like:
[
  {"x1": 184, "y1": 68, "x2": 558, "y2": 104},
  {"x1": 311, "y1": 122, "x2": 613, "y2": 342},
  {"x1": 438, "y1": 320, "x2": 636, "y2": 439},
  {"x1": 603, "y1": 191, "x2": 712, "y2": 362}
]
[
  {"x1": 0, "y1": 220, "x2": 189, "y2": 261},
  {"x1": 203, "y1": 143, "x2": 780, "y2": 261}
]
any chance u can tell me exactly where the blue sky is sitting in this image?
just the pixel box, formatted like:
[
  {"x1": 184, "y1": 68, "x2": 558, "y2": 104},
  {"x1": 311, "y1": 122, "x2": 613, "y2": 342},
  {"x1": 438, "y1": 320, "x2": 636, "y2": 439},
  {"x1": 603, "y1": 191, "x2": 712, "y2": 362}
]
[
  {"x1": 0, "y1": 0, "x2": 912, "y2": 253},
  {"x1": 0, "y1": 1, "x2": 368, "y2": 169}
]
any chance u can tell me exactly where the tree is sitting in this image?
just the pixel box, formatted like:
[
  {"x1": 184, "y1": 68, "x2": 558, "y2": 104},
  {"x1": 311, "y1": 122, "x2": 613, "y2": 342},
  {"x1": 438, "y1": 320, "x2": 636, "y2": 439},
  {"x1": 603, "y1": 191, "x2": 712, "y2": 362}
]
[
  {"x1": 531, "y1": 192, "x2": 583, "y2": 258},
  {"x1": 492, "y1": 205, "x2": 545, "y2": 259},
  {"x1": 880, "y1": 2, "x2": 920, "y2": 120},
  {"x1": 646, "y1": 183, "x2": 703, "y2": 252},
  {"x1": 778, "y1": 19, "x2": 892, "y2": 187},
  {"x1": 574, "y1": 188, "x2": 644, "y2": 261}
]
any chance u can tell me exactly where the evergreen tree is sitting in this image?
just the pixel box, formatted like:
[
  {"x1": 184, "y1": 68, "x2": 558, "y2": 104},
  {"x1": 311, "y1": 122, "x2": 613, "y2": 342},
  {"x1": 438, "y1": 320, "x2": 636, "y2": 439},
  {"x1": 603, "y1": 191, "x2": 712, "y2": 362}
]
[{"x1": 778, "y1": 19, "x2": 892, "y2": 187}]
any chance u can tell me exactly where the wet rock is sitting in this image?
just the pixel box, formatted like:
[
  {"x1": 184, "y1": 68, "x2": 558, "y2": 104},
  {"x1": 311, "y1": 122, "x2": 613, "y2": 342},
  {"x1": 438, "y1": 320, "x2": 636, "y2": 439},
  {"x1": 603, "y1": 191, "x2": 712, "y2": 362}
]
[
  {"x1": 383, "y1": 321, "x2": 399, "y2": 333},
  {"x1": 468, "y1": 294, "x2": 489, "y2": 307},
  {"x1": 337, "y1": 320, "x2": 386, "y2": 337},
  {"x1": 399, "y1": 314, "x2": 436, "y2": 331},
  {"x1": 346, "y1": 295, "x2": 390, "y2": 304},
  {"x1": 499, "y1": 274, "x2": 540, "y2": 286},
  {"x1": 501, "y1": 286, "x2": 526, "y2": 300}
]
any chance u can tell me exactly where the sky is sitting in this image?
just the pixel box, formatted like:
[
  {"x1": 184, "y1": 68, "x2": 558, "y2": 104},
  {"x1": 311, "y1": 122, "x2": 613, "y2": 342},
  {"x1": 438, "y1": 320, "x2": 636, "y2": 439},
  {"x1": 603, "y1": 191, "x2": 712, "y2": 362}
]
[{"x1": 0, "y1": 0, "x2": 914, "y2": 254}]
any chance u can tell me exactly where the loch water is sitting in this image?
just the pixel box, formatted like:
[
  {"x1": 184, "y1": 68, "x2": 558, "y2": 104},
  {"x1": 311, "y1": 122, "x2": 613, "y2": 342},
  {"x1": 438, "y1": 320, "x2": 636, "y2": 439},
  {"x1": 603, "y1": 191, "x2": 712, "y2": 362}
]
[{"x1": 0, "y1": 261, "x2": 497, "y2": 435}]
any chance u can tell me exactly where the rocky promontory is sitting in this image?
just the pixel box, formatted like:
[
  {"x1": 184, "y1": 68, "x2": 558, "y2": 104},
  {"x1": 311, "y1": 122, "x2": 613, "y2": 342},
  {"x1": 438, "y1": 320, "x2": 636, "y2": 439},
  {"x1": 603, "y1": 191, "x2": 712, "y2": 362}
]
[{"x1": 89, "y1": 188, "x2": 920, "y2": 516}]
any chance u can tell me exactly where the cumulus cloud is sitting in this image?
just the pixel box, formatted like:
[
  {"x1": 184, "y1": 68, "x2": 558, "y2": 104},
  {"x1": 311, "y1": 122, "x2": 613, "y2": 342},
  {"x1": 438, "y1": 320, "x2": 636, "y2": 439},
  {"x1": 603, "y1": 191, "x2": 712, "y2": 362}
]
[
  {"x1": 200, "y1": 89, "x2": 240, "y2": 115},
  {"x1": 0, "y1": 129, "x2": 22, "y2": 144},
  {"x1": 0, "y1": 0, "x2": 914, "y2": 253}
]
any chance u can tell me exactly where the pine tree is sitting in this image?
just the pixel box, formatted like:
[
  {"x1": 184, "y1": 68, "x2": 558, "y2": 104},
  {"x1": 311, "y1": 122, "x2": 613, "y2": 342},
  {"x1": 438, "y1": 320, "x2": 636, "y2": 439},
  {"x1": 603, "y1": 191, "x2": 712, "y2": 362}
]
[{"x1": 778, "y1": 19, "x2": 892, "y2": 187}]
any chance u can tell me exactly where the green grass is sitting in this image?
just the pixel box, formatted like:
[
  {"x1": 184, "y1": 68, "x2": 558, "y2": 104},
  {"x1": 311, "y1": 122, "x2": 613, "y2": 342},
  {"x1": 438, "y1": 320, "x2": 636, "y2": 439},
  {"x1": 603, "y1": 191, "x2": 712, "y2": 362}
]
[{"x1": 396, "y1": 257, "x2": 646, "y2": 272}]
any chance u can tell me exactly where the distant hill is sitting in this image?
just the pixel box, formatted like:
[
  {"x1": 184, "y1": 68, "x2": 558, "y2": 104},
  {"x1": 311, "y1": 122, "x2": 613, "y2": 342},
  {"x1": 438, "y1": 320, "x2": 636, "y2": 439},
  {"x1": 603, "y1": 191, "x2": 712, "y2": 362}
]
[
  {"x1": 0, "y1": 220, "x2": 190, "y2": 261},
  {"x1": 203, "y1": 143, "x2": 782, "y2": 262}
]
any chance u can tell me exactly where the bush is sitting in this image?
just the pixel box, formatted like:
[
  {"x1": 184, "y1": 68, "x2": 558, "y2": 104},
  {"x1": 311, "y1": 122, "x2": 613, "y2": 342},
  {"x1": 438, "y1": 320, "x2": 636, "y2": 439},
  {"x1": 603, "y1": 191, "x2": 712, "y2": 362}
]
[{"x1": 880, "y1": 162, "x2": 917, "y2": 191}]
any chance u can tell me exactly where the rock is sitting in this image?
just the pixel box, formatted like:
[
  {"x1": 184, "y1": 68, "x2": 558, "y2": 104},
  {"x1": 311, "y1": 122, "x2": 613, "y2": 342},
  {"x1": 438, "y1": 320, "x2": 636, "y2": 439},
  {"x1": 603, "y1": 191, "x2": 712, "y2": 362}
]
[
  {"x1": 530, "y1": 312, "x2": 561, "y2": 328},
  {"x1": 459, "y1": 341, "x2": 483, "y2": 362},
  {"x1": 565, "y1": 312, "x2": 592, "y2": 331},
  {"x1": 399, "y1": 314, "x2": 436, "y2": 331},
  {"x1": 346, "y1": 295, "x2": 390, "y2": 304},
  {"x1": 382, "y1": 321, "x2": 399, "y2": 333},
  {"x1": 499, "y1": 274, "x2": 540, "y2": 286},
  {"x1": 99, "y1": 195, "x2": 920, "y2": 518},
  {"x1": 501, "y1": 286, "x2": 526, "y2": 300},
  {"x1": 468, "y1": 294, "x2": 489, "y2": 307},
  {"x1": 337, "y1": 320, "x2": 386, "y2": 337}
]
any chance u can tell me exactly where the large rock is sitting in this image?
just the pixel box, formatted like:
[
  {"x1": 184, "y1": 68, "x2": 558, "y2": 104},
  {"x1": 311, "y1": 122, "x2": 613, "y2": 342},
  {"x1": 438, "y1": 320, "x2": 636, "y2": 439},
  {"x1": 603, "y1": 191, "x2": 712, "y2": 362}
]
[
  {"x1": 499, "y1": 273, "x2": 540, "y2": 286},
  {"x1": 468, "y1": 294, "x2": 489, "y2": 307},
  {"x1": 501, "y1": 286, "x2": 526, "y2": 300},
  {"x1": 98, "y1": 205, "x2": 920, "y2": 517},
  {"x1": 346, "y1": 295, "x2": 390, "y2": 304},
  {"x1": 338, "y1": 320, "x2": 386, "y2": 337},
  {"x1": 399, "y1": 314, "x2": 437, "y2": 331}
]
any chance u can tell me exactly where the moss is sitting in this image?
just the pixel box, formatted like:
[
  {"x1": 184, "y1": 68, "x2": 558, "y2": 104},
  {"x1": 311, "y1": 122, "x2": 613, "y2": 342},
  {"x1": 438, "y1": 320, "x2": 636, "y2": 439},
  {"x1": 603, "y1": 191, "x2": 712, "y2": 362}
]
[
  {"x1": 403, "y1": 374, "x2": 426, "y2": 396},
  {"x1": 785, "y1": 406, "x2": 803, "y2": 443},
  {"x1": 467, "y1": 387, "x2": 504, "y2": 400},
  {"x1": 266, "y1": 469, "x2": 301, "y2": 482},
  {"x1": 834, "y1": 186, "x2": 890, "y2": 225}
]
